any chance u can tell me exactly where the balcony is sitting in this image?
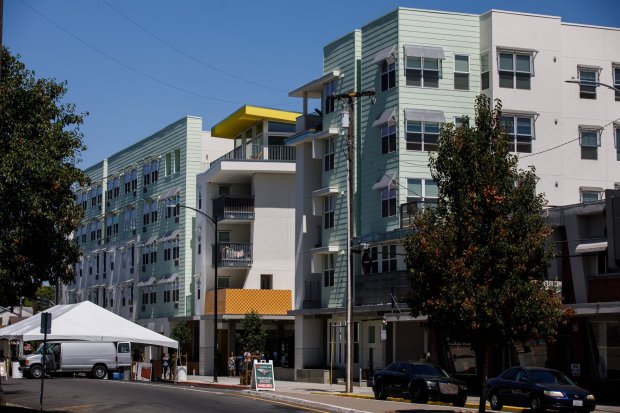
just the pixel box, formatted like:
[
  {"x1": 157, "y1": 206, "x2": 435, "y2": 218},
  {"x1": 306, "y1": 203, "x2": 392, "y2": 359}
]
[
  {"x1": 355, "y1": 270, "x2": 411, "y2": 307},
  {"x1": 204, "y1": 288, "x2": 292, "y2": 316},
  {"x1": 211, "y1": 144, "x2": 296, "y2": 166},
  {"x1": 215, "y1": 242, "x2": 252, "y2": 267},
  {"x1": 213, "y1": 196, "x2": 254, "y2": 221}
]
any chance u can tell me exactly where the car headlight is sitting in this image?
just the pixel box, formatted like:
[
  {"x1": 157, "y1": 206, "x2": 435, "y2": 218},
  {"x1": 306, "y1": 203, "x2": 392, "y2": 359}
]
[
  {"x1": 586, "y1": 394, "x2": 595, "y2": 401},
  {"x1": 543, "y1": 390, "x2": 564, "y2": 398},
  {"x1": 426, "y1": 380, "x2": 438, "y2": 389},
  {"x1": 23, "y1": 360, "x2": 29, "y2": 366}
]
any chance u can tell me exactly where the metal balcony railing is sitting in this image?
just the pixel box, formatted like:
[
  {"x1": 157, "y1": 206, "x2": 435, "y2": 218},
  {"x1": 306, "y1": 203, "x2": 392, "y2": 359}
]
[
  {"x1": 211, "y1": 145, "x2": 296, "y2": 167},
  {"x1": 213, "y1": 196, "x2": 255, "y2": 221},
  {"x1": 215, "y1": 242, "x2": 252, "y2": 267}
]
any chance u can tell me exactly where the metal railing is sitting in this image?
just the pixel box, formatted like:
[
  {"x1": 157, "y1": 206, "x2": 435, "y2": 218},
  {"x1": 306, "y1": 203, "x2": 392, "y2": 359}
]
[
  {"x1": 211, "y1": 145, "x2": 296, "y2": 167},
  {"x1": 213, "y1": 196, "x2": 255, "y2": 221},
  {"x1": 215, "y1": 242, "x2": 252, "y2": 267}
]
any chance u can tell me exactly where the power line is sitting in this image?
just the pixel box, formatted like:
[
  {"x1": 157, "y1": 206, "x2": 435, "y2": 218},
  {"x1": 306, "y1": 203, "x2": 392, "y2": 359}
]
[
  {"x1": 101, "y1": 0, "x2": 287, "y2": 94},
  {"x1": 19, "y1": 0, "x2": 247, "y2": 106}
]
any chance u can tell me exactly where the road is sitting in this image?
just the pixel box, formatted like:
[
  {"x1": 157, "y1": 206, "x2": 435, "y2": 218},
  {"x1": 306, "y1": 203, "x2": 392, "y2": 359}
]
[{"x1": 2, "y1": 377, "x2": 324, "y2": 413}]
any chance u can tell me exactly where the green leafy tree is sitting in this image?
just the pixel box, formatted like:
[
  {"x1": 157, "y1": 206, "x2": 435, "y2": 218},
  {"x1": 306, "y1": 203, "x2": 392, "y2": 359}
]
[
  {"x1": 0, "y1": 47, "x2": 89, "y2": 306},
  {"x1": 170, "y1": 321, "x2": 192, "y2": 356},
  {"x1": 237, "y1": 311, "x2": 267, "y2": 354},
  {"x1": 22, "y1": 285, "x2": 56, "y2": 312},
  {"x1": 404, "y1": 96, "x2": 565, "y2": 412}
]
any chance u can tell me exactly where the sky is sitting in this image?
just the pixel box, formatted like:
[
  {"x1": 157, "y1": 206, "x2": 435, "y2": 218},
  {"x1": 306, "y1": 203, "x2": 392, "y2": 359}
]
[{"x1": 4, "y1": 0, "x2": 619, "y2": 168}]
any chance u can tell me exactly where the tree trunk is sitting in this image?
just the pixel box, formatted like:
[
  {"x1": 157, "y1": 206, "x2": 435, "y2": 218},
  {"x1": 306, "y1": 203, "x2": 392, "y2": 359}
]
[{"x1": 476, "y1": 345, "x2": 489, "y2": 413}]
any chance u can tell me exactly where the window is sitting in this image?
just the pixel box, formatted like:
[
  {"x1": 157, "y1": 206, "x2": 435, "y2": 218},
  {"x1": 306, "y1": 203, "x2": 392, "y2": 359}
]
[
  {"x1": 381, "y1": 245, "x2": 397, "y2": 272},
  {"x1": 381, "y1": 60, "x2": 396, "y2": 91},
  {"x1": 143, "y1": 204, "x2": 150, "y2": 225},
  {"x1": 579, "y1": 67, "x2": 598, "y2": 99},
  {"x1": 324, "y1": 79, "x2": 337, "y2": 114},
  {"x1": 217, "y1": 277, "x2": 230, "y2": 288},
  {"x1": 324, "y1": 195, "x2": 335, "y2": 230},
  {"x1": 500, "y1": 115, "x2": 534, "y2": 153},
  {"x1": 616, "y1": 126, "x2": 620, "y2": 162},
  {"x1": 150, "y1": 291, "x2": 157, "y2": 304},
  {"x1": 406, "y1": 56, "x2": 440, "y2": 88},
  {"x1": 124, "y1": 172, "x2": 131, "y2": 193},
  {"x1": 323, "y1": 254, "x2": 335, "y2": 287},
  {"x1": 380, "y1": 124, "x2": 397, "y2": 154},
  {"x1": 130, "y1": 169, "x2": 137, "y2": 192},
  {"x1": 163, "y1": 289, "x2": 171, "y2": 303},
  {"x1": 268, "y1": 121, "x2": 295, "y2": 133},
  {"x1": 381, "y1": 187, "x2": 397, "y2": 217},
  {"x1": 219, "y1": 185, "x2": 230, "y2": 196},
  {"x1": 260, "y1": 274, "x2": 273, "y2": 290},
  {"x1": 150, "y1": 200, "x2": 158, "y2": 223},
  {"x1": 151, "y1": 159, "x2": 159, "y2": 183},
  {"x1": 614, "y1": 65, "x2": 620, "y2": 101},
  {"x1": 113, "y1": 178, "x2": 120, "y2": 198},
  {"x1": 581, "y1": 190, "x2": 602, "y2": 203},
  {"x1": 174, "y1": 149, "x2": 181, "y2": 173},
  {"x1": 499, "y1": 51, "x2": 532, "y2": 90},
  {"x1": 406, "y1": 121, "x2": 439, "y2": 151},
  {"x1": 165, "y1": 153, "x2": 172, "y2": 176},
  {"x1": 324, "y1": 137, "x2": 335, "y2": 171},
  {"x1": 143, "y1": 163, "x2": 151, "y2": 186},
  {"x1": 580, "y1": 127, "x2": 600, "y2": 160},
  {"x1": 454, "y1": 55, "x2": 469, "y2": 90},
  {"x1": 481, "y1": 53, "x2": 489, "y2": 90},
  {"x1": 407, "y1": 178, "x2": 438, "y2": 209}
]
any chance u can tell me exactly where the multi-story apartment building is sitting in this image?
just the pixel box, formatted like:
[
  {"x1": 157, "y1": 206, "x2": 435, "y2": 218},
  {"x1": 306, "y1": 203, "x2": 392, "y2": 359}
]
[
  {"x1": 288, "y1": 7, "x2": 620, "y2": 384},
  {"x1": 65, "y1": 116, "x2": 232, "y2": 352},
  {"x1": 194, "y1": 106, "x2": 299, "y2": 375}
]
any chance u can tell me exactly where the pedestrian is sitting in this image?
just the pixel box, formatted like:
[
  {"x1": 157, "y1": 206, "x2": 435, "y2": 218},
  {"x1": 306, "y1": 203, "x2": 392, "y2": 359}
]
[
  {"x1": 169, "y1": 351, "x2": 177, "y2": 381},
  {"x1": 228, "y1": 352, "x2": 235, "y2": 378},
  {"x1": 162, "y1": 353, "x2": 170, "y2": 380}
]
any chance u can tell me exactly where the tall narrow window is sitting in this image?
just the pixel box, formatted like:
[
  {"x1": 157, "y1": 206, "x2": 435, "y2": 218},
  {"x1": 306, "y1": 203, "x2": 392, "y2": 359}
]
[
  {"x1": 381, "y1": 60, "x2": 396, "y2": 92},
  {"x1": 616, "y1": 126, "x2": 620, "y2": 161},
  {"x1": 323, "y1": 137, "x2": 335, "y2": 171},
  {"x1": 174, "y1": 149, "x2": 181, "y2": 173},
  {"x1": 323, "y1": 195, "x2": 335, "y2": 229},
  {"x1": 381, "y1": 245, "x2": 397, "y2": 272},
  {"x1": 324, "y1": 79, "x2": 337, "y2": 114},
  {"x1": 381, "y1": 187, "x2": 397, "y2": 218},
  {"x1": 614, "y1": 65, "x2": 620, "y2": 101},
  {"x1": 481, "y1": 53, "x2": 490, "y2": 90},
  {"x1": 260, "y1": 274, "x2": 273, "y2": 290},
  {"x1": 165, "y1": 153, "x2": 172, "y2": 176},
  {"x1": 323, "y1": 254, "x2": 335, "y2": 287},
  {"x1": 380, "y1": 124, "x2": 397, "y2": 155},
  {"x1": 454, "y1": 55, "x2": 470, "y2": 90}
]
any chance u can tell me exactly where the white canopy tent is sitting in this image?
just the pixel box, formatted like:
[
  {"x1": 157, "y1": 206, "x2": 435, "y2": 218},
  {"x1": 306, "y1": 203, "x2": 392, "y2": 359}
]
[{"x1": 0, "y1": 301, "x2": 178, "y2": 349}]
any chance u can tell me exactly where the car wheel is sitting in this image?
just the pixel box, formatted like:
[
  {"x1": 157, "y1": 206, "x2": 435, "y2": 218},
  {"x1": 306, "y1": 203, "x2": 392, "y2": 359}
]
[
  {"x1": 490, "y1": 393, "x2": 503, "y2": 410},
  {"x1": 30, "y1": 365, "x2": 44, "y2": 379},
  {"x1": 92, "y1": 365, "x2": 108, "y2": 380},
  {"x1": 374, "y1": 381, "x2": 387, "y2": 400},
  {"x1": 453, "y1": 398, "x2": 467, "y2": 407},
  {"x1": 531, "y1": 396, "x2": 545, "y2": 413},
  {"x1": 410, "y1": 384, "x2": 428, "y2": 404}
]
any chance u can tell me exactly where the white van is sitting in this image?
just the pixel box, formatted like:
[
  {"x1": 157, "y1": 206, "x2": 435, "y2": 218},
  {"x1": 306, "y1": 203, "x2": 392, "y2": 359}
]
[{"x1": 19, "y1": 341, "x2": 132, "y2": 379}]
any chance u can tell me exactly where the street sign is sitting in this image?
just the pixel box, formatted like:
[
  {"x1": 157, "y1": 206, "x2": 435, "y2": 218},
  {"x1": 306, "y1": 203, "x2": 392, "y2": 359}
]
[
  {"x1": 40, "y1": 312, "x2": 52, "y2": 334},
  {"x1": 251, "y1": 360, "x2": 275, "y2": 391}
]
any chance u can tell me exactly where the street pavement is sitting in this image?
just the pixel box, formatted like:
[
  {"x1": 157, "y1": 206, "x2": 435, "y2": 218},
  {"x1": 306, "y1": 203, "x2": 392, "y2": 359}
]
[{"x1": 181, "y1": 375, "x2": 620, "y2": 413}]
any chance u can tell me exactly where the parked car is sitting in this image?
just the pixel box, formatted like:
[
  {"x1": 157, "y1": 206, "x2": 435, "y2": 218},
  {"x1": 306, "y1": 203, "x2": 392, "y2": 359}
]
[
  {"x1": 485, "y1": 367, "x2": 596, "y2": 412},
  {"x1": 372, "y1": 361, "x2": 468, "y2": 406},
  {"x1": 19, "y1": 341, "x2": 132, "y2": 379}
]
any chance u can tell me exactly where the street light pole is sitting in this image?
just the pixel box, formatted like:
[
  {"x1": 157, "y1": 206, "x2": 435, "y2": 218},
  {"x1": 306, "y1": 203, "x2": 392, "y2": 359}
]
[
  {"x1": 170, "y1": 203, "x2": 219, "y2": 382},
  {"x1": 565, "y1": 79, "x2": 620, "y2": 93}
]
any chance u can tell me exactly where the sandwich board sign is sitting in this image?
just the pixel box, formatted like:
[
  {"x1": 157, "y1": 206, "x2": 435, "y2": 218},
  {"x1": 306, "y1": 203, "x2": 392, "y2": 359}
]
[{"x1": 251, "y1": 360, "x2": 275, "y2": 391}]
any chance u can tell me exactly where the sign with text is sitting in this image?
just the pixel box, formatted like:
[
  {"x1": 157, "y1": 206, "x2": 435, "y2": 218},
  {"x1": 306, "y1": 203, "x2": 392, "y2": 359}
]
[
  {"x1": 40, "y1": 312, "x2": 52, "y2": 334},
  {"x1": 252, "y1": 360, "x2": 275, "y2": 391}
]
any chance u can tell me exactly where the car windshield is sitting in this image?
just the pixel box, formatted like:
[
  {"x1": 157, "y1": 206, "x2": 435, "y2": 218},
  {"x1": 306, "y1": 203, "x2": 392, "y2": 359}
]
[
  {"x1": 530, "y1": 370, "x2": 575, "y2": 385},
  {"x1": 411, "y1": 363, "x2": 448, "y2": 377},
  {"x1": 33, "y1": 343, "x2": 53, "y2": 355}
]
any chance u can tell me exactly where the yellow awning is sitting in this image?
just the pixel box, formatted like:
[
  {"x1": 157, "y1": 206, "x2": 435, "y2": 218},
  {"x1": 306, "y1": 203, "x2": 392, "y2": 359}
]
[{"x1": 211, "y1": 105, "x2": 300, "y2": 139}]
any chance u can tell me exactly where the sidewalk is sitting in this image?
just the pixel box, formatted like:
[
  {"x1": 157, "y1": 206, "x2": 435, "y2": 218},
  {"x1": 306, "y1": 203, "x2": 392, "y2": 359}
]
[{"x1": 180, "y1": 375, "x2": 620, "y2": 413}]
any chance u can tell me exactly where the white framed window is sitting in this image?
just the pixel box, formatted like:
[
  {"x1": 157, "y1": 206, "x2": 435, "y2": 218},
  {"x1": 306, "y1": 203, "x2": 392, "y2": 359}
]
[
  {"x1": 381, "y1": 244, "x2": 397, "y2": 273},
  {"x1": 323, "y1": 195, "x2": 335, "y2": 230},
  {"x1": 454, "y1": 55, "x2": 469, "y2": 90},
  {"x1": 578, "y1": 66, "x2": 599, "y2": 99},
  {"x1": 324, "y1": 137, "x2": 335, "y2": 171},
  {"x1": 498, "y1": 51, "x2": 533, "y2": 90},
  {"x1": 381, "y1": 187, "x2": 397, "y2": 218},
  {"x1": 406, "y1": 56, "x2": 440, "y2": 88},
  {"x1": 579, "y1": 127, "x2": 601, "y2": 160},
  {"x1": 580, "y1": 188, "x2": 603, "y2": 203},
  {"x1": 500, "y1": 115, "x2": 534, "y2": 153},
  {"x1": 323, "y1": 254, "x2": 335, "y2": 287},
  {"x1": 406, "y1": 121, "x2": 440, "y2": 152}
]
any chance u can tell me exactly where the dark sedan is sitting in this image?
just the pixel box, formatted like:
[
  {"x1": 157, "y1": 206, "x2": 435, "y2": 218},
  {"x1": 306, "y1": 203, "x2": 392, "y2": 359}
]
[
  {"x1": 373, "y1": 361, "x2": 468, "y2": 406},
  {"x1": 485, "y1": 367, "x2": 596, "y2": 412}
]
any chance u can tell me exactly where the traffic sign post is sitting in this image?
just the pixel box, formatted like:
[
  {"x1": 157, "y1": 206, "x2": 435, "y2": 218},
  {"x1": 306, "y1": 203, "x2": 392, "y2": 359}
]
[{"x1": 39, "y1": 312, "x2": 52, "y2": 412}]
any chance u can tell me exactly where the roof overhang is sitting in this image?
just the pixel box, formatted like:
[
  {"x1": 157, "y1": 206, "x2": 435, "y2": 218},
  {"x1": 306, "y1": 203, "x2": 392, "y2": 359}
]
[
  {"x1": 211, "y1": 105, "x2": 300, "y2": 139},
  {"x1": 289, "y1": 71, "x2": 341, "y2": 99}
]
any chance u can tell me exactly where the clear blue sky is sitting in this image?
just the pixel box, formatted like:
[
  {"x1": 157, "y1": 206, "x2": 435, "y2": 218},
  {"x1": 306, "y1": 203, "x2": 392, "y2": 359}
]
[{"x1": 4, "y1": 0, "x2": 619, "y2": 168}]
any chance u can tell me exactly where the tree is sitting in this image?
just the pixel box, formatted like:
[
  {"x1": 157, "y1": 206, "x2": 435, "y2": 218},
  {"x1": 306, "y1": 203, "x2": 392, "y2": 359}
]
[
  {"x1": 237, "y1": 311, "x2": 267, "y2": 354},
  {"x1": 0, "y1": 47, "x2": 89, "y2": 305},
  {"x1": 170, "y1": 321, "x2": 192, "y2": 356},
  {"x1": 404, "y1": 96, "x2": 565, "y2": 412}
]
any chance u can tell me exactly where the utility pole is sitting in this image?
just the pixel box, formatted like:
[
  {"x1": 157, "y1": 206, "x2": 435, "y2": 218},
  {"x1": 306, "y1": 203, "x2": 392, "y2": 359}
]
[{"x1": 329, "y1": 90, "x2": 375, "y2": 393}]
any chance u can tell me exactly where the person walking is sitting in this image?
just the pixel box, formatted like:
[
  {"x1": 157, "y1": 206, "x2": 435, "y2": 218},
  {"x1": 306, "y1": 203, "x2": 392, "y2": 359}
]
[
  {"x1": 162, "y1": 353, "x2": 170, "y2": 380},
  {"x1": 228, "y1": 352, "x2": 236, "y2": 378}
]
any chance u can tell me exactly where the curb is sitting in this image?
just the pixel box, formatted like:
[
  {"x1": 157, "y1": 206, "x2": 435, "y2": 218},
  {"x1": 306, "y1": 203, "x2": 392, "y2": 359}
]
[{"x1": 241, "y1": 389, "x2": 370, "y2": 413}]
